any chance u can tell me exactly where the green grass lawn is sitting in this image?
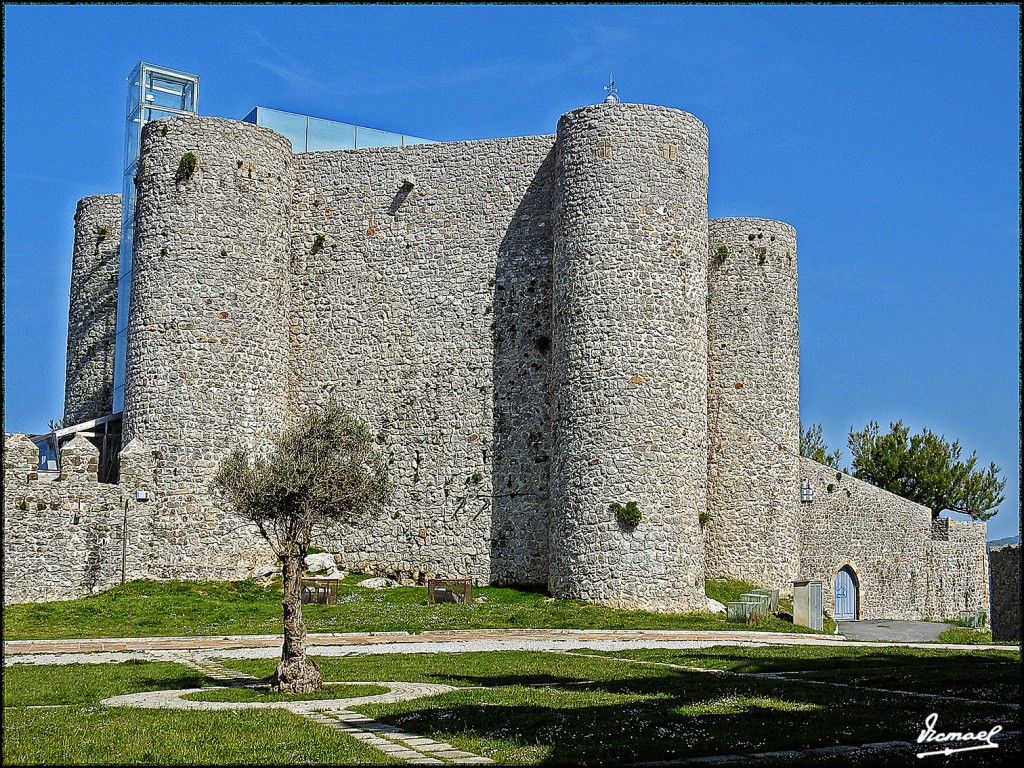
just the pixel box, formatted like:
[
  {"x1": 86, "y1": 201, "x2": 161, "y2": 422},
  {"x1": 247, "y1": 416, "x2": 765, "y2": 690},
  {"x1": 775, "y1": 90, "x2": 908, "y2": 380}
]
[
  {"x1": 4, "y1": 647, "x2": 1018, "y2": 765},
  {"x1": 936, "y1": 627, "x2": 996, "y2": 644},
  {"x1": 2, "y1": 575, "x2": 824, "y2": 640},
  {"x1": 2, "y1": 707, "x2": 400, "y2": 765},
  {"x1": 1, "y1": 660, "x2": 398, "y2": 765}
]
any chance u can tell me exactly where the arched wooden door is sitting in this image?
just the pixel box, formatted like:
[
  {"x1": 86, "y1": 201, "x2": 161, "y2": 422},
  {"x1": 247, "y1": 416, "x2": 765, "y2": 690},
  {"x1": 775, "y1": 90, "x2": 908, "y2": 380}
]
[{"x1": 834, "y1": 566, "x2": 858, "y2": 620}]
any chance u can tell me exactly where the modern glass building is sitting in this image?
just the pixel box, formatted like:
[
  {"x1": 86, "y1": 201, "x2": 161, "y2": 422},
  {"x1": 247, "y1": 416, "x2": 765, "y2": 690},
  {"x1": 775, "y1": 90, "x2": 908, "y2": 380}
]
[
  {"x1": 242, "y1": 106, "x2": 435, "y2": 152},
  {"x1": 113, "y1": 62, "x2": 199, "y2": 413}
]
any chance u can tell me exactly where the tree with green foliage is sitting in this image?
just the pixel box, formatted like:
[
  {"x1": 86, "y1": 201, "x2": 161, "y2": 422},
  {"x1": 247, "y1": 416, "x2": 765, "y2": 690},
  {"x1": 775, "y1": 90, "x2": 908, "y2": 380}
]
[
  {"x1": 800, "y1": 422, "x2": 842, "y2": 469},
  {"x1": 211, "y1": 400, "x2": 392, "y2": 693},
  {"x1": 847, "y1": 420, "x2": 1005, "y2": 521}
]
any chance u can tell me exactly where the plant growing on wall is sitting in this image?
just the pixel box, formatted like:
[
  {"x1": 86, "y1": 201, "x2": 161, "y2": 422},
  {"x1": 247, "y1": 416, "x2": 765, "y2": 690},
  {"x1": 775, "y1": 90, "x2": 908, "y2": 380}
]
[
  {"x1": 211, "y1": 399, "x2": 393, "y2": 693},
  {"x1": 96, "y1": 226, "x2": 110, "y2": 241},
  {"x1": 610, "y1": 501, "x2": 641, "y2": 528},
  {"x1": 311, "y1": 234, "x2": 325, "y2": 254},
  {"x1": 177, "y1": 152, "x2": 199, "y2": 179}
]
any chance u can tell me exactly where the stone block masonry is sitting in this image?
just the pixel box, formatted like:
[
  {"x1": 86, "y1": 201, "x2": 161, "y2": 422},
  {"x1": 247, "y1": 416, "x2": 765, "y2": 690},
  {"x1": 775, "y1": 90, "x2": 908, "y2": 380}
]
[
  {"x1": 2, "y1": 431, "x2": 275, "y2": 604},
  {"x1": 1, "y1": 99, "x2": 991, "y2": 617},
  {"x1": 549, "y1": 104, "x2": 708, "y2": 611},
  {"x1": 990, "y1": 544, "x2": 1021, "y2": 641},
  {"x1": 706, "y1": 218, "x2": 800, "y2": 591},
  {"x1": 288, "y1": 134, "x2": 558, "y2": 587},
  {"x1": 796, "y1": 456, "x2": 987, "y2": 621},
  {"x1": 64, "y1": 195, "x2": 121, "y2": 426}
]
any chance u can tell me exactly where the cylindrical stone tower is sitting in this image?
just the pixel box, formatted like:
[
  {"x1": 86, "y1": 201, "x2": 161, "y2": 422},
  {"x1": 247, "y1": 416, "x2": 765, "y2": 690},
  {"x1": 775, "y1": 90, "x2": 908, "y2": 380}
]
[
  {"x1": 123, "y1": 116, "x2": 293, "y2": 478},
  {"x1": 706, "y1": 217, "x2": 800, "y2": 590},
  {"x1": 549, "y1": 103, "x2": 709, "y2": 612},
  {"x1": 64, "y1": 194, "x2": 121, "y2": 426}
]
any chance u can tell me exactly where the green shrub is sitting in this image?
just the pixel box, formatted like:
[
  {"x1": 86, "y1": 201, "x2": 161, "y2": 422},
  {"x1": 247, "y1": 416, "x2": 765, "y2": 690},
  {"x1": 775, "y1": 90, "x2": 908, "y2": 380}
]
[
  {"x1": 311, "y1": 234, "x2": 326, "y2": 253},
  {"x1": 610, "y1": 501, "x2": 641, "y2": 528},
  {"x1": 177, "y1": 152, "x2": 199, "y2": 179}
]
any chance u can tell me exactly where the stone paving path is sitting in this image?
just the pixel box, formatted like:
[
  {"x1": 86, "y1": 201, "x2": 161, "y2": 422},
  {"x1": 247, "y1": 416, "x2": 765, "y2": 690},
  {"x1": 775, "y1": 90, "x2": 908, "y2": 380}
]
[{"x1": 4, "y1": 627, "x2": 1011, "y2": 658}]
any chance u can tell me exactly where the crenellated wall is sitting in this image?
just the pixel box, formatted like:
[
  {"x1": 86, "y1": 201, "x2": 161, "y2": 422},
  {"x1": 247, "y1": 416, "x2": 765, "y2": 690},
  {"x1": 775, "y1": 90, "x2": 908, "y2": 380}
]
[
  {"x1": 548, "y1": 103, "x2": 709, "y2": 611},
  {"x1": 706, "y1": 218, "x2": 800, "y2": 591},
  {"x1": 64, "y1": 195, "x2": 121, "y2": 426},
  {"x1": 923, "y1": 518, "x2": 989, "y2": 621},
  {"x1": 2, "y1": 430, "x2": 276, "y2": 605}
]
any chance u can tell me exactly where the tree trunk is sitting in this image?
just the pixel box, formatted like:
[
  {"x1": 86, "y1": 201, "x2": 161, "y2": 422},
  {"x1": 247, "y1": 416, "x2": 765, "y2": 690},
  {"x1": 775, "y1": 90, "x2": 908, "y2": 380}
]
[{"x1": 271, "y1": 552, "x2": 323, "y2": 694}]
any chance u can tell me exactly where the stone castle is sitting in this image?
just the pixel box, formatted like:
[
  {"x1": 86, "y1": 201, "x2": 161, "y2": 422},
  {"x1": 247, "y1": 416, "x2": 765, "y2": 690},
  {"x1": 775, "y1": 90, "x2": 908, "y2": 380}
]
[{"x1": 3, "y1": 101, "x2": 990, "y2": 620}]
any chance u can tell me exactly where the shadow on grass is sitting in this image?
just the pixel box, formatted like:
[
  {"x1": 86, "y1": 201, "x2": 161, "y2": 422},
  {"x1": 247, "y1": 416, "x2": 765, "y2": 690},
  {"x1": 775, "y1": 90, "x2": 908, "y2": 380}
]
[{"x1": 356, "y1": 663, "x2": 1017, "y2": 765}]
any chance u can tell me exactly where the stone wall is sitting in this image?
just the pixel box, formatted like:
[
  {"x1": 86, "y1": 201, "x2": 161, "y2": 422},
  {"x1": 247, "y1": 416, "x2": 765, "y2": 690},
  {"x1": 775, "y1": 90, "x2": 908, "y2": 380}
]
[
  {"x1": 2, "y1": 432, "x2": 274, "y2": 605},
  {"x1": 4, "y1": 434, "x2": 131, "y2": 603},
  {"x1": 288, "y1": 134, "x2": 557, "y2": 586},
  {"x1": 6, "y1": 103, "x2": 991, "y2": 617},
  {"x1": 797, "y1": 456, "x2": 988, "y2": 620},
  {"x1": 124, "y1": 116, "x2": 294, "y2": 476},
  {"x1": 990, "y1": 544, "x2": 1021, "y2": 641},
  {"x1": 64, "y1": 195, "x2": 120, "y2": 426},
  {"x1": 922, "y1": 518, "x2": 989, "y2": 620},
  {"x1": 548, "y1": 103, "x2": 708, "y2": 611},
  {"x1": 706, "y1": 218, "x2": 800, "y2": 591},
  {"x1": 797, "y1": 456, "x2": 932, "y2": 620}
]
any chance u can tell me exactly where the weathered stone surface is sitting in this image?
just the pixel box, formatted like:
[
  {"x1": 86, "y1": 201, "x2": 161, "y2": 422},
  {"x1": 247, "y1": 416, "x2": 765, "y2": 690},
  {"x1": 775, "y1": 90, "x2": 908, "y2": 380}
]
[
  {"x1": 706, "y1": 218, "x2": 799, "y2": 591},
  {"x1": 2, "y1": 103, "x2": 989, "y2": 618},
  {"x1": 706, "y1": 598, "x2": 727, "y2": 614},
  {"x1": 990, "y1": 544, "x2": 1020, "y2": 641},
  {"x1": 796, "y1": 456, "x2": 988, "y2": 620},
  {"x1": 357, "y1": 577, "x2": 398, "y2": 590},
  {"x1": 304, "y1": 553, "x2": 340, "y2": 575},
  {"x1": 64, "y1": 194, "x2": 121, "y2": 426},
  {"x1": 548, "y1": 103, "x2": 709, "y2": 613}
]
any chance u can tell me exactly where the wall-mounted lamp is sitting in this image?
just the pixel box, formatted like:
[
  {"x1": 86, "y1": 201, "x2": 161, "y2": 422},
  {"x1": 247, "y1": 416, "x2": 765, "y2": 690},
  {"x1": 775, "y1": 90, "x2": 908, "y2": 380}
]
[{"x1": 800, "y1": 479, "x2": 813, "y2": 503}]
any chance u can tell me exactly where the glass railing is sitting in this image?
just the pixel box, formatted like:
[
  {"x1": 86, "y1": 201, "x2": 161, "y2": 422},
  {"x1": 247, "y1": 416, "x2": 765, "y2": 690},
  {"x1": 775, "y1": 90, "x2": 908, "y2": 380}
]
[{"x1": 242, "y1": 106, "x2": 434, "y2": 153}]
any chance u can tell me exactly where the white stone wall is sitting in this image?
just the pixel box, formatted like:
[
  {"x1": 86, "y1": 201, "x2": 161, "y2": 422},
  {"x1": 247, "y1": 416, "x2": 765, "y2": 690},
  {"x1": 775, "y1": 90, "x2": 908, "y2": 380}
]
[
  {"x1": 923, "y1": 518, "x2": 989, "y2": 620},
  {"x1": 548, "y1": 103, "x2": 709, "y2": 611},
  {"x1": 796, "y1": 456, "x2": 988, "y2": 620},
  {"x1": 2, "y1": 104, "x2": 990, "y2": 617},
  {"x1": 706, "y1": 218, "x2": 800, "y2": 591},
  {"x1": 124, "y1": 116, "x2": 294, "y2": 475},
  {"x1": 2, "y1": 432, "x2": 273, "y2": 605},
  {"x1": 64, "y1": 194, "x2": 121, "y2": 426},
  {"x1": 286, "y1": 135, "x2": 557, "y2": 586}
]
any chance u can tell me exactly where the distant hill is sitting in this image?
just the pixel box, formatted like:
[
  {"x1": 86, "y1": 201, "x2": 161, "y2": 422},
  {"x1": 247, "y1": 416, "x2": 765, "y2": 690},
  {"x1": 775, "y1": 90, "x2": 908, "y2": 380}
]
[{"x1": 988, "y1": 536, "x2": 1020, "y2": 550}]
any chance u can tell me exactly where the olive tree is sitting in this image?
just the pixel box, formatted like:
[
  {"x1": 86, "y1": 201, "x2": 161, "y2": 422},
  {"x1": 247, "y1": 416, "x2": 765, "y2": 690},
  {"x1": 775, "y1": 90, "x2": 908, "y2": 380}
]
[{"x1": 212, "y1": 400, "x2": 392, "y2": 693}]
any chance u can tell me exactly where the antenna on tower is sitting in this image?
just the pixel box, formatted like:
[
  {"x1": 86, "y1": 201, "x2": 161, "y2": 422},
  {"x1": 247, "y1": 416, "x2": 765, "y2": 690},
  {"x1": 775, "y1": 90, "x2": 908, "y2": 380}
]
[{"x1": 602, "y1": 72, "x2": 620, "y2": 104}]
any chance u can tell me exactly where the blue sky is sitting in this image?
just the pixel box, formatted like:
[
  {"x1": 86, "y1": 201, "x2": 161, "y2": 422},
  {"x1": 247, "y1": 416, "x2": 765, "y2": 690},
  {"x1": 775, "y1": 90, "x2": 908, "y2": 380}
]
[{"x1": 3, "y1": 4, "x2": 1020, "y2": 539}]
